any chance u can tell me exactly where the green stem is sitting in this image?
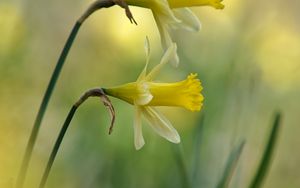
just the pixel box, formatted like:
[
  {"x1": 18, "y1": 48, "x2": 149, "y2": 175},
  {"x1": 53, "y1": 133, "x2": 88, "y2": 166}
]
[
  {"x1": 16, "y1": 21, "x2": 82, "y2": 188},
  {"x1": 15, "y1": 1, "x2": 121, "y2": 186},
  {"x1": 39, "y1": 106, "x2": 78, "y2": 188},
  {"x1": 38, "y1": 88, "x2": 111, "y2": 188}
]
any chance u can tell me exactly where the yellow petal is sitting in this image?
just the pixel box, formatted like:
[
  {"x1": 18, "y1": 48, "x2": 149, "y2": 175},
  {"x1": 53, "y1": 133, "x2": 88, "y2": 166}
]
[
  {"x1": 168, "y1": 0, "x2": 225, "y2": 9},
  {"x1": 105, "y1": 74, "x2": 204, "y2": 111},
  {"x1": 147, "y1": 73, "x2": 204, "y2": 111},
  {"x1": 104, "y1": 82, "x2": 153, "y2": 105}
]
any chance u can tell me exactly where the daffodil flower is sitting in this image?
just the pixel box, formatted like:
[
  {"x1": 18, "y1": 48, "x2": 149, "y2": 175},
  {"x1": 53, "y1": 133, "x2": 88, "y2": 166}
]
[
  {"x1": 123, "y1": 0, "x2": 224, "y2": 66},
  {"x1": 104, "y1": 39, "x2": 204, "y2": 149}
]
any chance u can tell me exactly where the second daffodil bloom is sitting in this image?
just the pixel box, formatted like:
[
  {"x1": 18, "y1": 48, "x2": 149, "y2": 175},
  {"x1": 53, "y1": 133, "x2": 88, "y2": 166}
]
[
  {"x1": 124, "y1": 0, "x2": 225, "y2": 66},
  {"x1": 104, "y1": 40, "x2": 204, "y2": 149}
]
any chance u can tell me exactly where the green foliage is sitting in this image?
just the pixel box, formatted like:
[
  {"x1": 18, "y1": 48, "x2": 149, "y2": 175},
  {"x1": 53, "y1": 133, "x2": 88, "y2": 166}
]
[
  {"x1": 216, "y1": 141, "x2": 245, "y2": 188},
  {"x1": 249, "y1": 113, "x2": 282, "y2": 188}
]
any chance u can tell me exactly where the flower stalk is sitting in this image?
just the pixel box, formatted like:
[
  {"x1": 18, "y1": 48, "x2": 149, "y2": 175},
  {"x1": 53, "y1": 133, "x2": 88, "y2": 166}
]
[
  {"x1": 16, "y1": 1, "x2": 134, "y2": 187},
  {"x1": 38, "y1": 88, "x2": 115, "y2": 188},
  {"x1": 16, "y1": 21, "x2": 82, "y2": 188}
]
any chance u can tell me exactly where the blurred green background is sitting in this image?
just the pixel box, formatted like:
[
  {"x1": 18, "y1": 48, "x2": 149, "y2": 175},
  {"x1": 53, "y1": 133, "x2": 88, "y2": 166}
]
[{"x1": 1, "y1": 0, "x2": 300, "y2": 187}]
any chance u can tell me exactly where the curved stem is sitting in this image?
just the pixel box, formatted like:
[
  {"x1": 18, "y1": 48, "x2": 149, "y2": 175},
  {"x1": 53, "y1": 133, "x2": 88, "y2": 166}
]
[
  {"x1": 16, "y1": 21, "x2": 82, "y2": 188},
  {"x1": 38, "y1": 106, "x2": 78, "y2": 188},
  {"x1": 38, "y1": 88, "x2": 114, "y2": 188},
  {"x1": 16, "y1": 1, "x2": 123, "y2": 187}
]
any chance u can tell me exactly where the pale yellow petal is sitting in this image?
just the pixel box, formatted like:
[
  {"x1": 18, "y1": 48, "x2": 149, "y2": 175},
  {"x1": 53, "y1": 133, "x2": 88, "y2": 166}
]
[
  {"x1": 153, "y1": 0, "x2": 181, "y2": 24},
  {"x1": 146, "y1": 43, "x2": 177, "y2": 81},
  {"x1": 134, "y1": 82, "x2": 153, "y2": 105},
  {"x1": 137, "y1": 37, "x2": 151, "y2": 82},
  {"x1": 141, "y1": 107, "x2": 180, "y2": 143},
  {"x1": 172, "y1": 8, "x2": 201, "y2": 31},
  {"x1": 144, "y1": 36, "x2": 151, "y2": 59},
  {"x1": 152, "y1": 12, "x2": 172, "y2": 50},
  {"x1": 159, "y1": 42, "x2": 177, "y2": 66},
  {"x1": 152, "y1": 10, "x2": 180, "y2": 67},
  {"x1": 134, "y1": 106, "x2": 145, "y2": 150}
]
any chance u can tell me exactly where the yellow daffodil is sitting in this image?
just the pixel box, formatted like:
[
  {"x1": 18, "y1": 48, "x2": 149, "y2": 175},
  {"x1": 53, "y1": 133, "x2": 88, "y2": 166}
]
[
  {"x1": 104, "y1": 39, "x2": 204, "y2": 149},
  {"x1": 124, "y1": 0, "x2": 224, "y2": 66}
]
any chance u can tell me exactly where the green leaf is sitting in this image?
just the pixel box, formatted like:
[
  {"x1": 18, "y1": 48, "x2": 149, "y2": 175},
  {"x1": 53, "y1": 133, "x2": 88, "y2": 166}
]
[
  {"x1": 249, "y1": 112, "x2": 282, "y2": 188},
  {"x1": 216, "y1": 140, "x2": 245, "y2": 188}
]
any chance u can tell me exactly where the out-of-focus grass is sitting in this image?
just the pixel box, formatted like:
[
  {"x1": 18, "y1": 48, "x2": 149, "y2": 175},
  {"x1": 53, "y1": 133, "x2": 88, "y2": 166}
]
[
  {"x1": 250, "y1": 113, "x2": 281, "y2": 188},
  {"x1": 0, "y1": 0, "x2": 299, "y2": 188},
  {"x1": 216, "y1": 140, "x2": 245, "y2": 188}
]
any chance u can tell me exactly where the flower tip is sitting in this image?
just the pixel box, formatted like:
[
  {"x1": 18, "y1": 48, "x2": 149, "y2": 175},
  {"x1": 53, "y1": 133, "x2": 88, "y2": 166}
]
[
  {"x1": 163, "y1": 127, "x2": 181, "y2": 144},
  {"x1": 168, "y1": 133, "x2": 181, "y2": 144},
  {"x1": 135, "y1": 141, "x2": 145, "y2": 150},
  {"x1": 196, "y1": 21, "x2": 202, "y2": 31},
  {"x1": 174, "y1": 136, "x2": 181, "y2": 144}
]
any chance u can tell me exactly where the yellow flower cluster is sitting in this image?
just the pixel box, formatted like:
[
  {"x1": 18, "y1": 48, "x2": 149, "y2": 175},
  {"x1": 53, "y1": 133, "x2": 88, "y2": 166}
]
[{"x1": 104, "y1": 0, "x2": 224, "y2": 149}]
